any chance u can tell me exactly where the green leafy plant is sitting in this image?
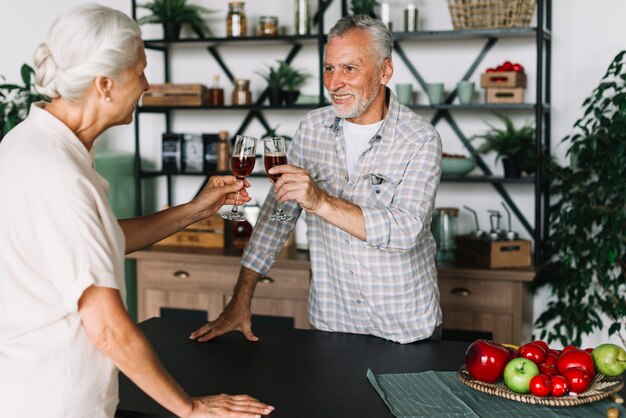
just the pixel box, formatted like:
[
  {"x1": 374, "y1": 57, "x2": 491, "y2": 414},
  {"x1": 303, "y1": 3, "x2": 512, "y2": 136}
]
[
  {"x1": 350, "y1": 0, "x2": 379, "y2": 17},
  {"x1": 0, "y1": 64, "x2": 47, "y2": 142},
  {"x1": 136, "y1": 0, "x2": 216, "y2": 37},
  {"x1": 472, "y1": 113, "x2": 537, "y2": 175},
  {"x1": 256, "y1": 61, "x2": 310, "y2": 92},
  {"x1": 533, "y1": 50, "x2": 626, "y2": 347}
]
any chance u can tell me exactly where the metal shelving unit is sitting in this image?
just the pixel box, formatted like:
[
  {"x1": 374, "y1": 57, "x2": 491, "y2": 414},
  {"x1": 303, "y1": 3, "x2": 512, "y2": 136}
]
[{"x1": 130, "y1": 0, "x2": 551, "y2": 265}]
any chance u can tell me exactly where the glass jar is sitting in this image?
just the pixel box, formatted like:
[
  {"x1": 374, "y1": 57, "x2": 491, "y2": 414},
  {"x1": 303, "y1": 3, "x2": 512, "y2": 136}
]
[
  {"x1": 294, "y1": 0, "x2": 310, "y2": 35},
  {"x1": 227, "y1": 2, "x2": 247, "y2": 38},
  {"x1": 257, "y1": 16, "x2": 279, "y2": 37},
  {"x1": 231, "y1": 78, "x2": 252, "y2": 105}
]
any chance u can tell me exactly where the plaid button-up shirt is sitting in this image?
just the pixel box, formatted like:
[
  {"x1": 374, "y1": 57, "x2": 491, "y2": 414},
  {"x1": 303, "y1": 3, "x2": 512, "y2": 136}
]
[{"x1": 242, "y1": 91, "x2": 442, "y2": 343}]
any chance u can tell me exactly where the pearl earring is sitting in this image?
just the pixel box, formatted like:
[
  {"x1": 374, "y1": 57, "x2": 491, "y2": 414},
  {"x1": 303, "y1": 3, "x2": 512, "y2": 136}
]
[{"x1": 105, "y1": 97, "x2": 111, "y2": 102}]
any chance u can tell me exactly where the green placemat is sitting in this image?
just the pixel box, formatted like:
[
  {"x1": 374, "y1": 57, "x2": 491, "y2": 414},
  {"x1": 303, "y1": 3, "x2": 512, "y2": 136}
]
[{"x1": 367, "y1": 369, "x2": 626, "y2": 418}]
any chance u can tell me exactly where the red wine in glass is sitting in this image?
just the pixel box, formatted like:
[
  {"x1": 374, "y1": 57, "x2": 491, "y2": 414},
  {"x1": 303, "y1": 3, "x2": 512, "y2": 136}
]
[
  {"x1": 263, "y1": 137, "x2": 293, "y2": 222},
  {"x1": 221, "y1": 135, "x2": 258, "y2": 222},
  {"x1": 232, "y1": 155, "x2": 256, "y2": 179},
  {"x1": 264, "y1": 153, "x2": 287, "y2": 182}
]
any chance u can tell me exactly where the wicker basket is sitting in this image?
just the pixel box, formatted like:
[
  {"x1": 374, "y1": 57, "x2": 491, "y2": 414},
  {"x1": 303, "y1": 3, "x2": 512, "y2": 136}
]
[{"x1": 448, "y1": 0, "x2": 537, "y2": 29}]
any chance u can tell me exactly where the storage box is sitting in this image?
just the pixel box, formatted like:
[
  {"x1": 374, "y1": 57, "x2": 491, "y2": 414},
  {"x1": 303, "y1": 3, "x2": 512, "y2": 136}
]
[
  {"x1": 485, "y1": 87, "x2": 525, "y2": 104},
  {"x1": 481, "y1": 71, "x2": 526, "y2": 88},
  {"x1": 142, "y1": 83, "x2": 208, "y2": 106},
  {"x1": 455, "y1": 235, "x2": 531, "y2": 268},
  {"x1": 154, "y1": 215, "x2": 224, "y2": 248}
]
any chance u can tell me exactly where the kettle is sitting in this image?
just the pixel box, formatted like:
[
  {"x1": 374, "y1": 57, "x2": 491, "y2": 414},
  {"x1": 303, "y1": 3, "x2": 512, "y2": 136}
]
[{"x1": 431, "y1": 207, "x2": 459, "y2": 262}]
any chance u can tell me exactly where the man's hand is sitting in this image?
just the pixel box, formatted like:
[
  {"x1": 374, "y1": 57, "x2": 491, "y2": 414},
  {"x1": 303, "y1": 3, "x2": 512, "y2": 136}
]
[
  {"x1": 189, "y1": 299, "x2": 258, "y2": 343},
  {"x1": 268, "y1": 164, "x2": 328, "y2": 214}
]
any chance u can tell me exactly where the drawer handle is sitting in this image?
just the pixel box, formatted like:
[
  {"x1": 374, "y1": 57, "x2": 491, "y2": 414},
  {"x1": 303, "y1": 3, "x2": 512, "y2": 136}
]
[
  {"x1": 173, "y1": 270, "x2": 190, "y2": 279},
  {"x1": 258, "y1": 276, "x2": 274, "y2": 284},
  {"x1": 451, "y1": 287, "x2": 471, "y2": 297}
]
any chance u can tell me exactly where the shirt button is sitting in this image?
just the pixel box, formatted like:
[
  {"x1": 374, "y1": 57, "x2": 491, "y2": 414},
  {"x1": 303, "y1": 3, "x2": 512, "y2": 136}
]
[
  {"x1": 356, "y1": 299, "x2": 362, "y2": 304},
  {"x1": 375, "y1": 189, "x2": 381, "y2": 194},
  {"x1": 361, "y1": 152, "x2": 367, "y2": 156},
  {"x1": 344, "y1": 176, "x2": 349, "y2": 181},
  {"x1": 349, "y1": 270, "x2": 354, "y2": 275},
  {"x1": 376, "y1": 135, "x2": 382, "y2": 139},
  {"x1": 340, "y1": 146, "x2": 345, "y2": 150},
  {"x1": 345, "y1": 239, "x2": 350, "y2": 244}
]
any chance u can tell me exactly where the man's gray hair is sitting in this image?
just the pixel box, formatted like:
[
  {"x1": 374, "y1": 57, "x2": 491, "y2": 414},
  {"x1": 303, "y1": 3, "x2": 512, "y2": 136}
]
[{"x1": 327, "y1": 14, "x2": 393, "y2": 67}]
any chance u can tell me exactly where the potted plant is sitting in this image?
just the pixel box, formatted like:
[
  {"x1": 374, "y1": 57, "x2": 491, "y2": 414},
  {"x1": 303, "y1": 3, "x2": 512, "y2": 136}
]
[
  {"x1": 350, "y1": 0, "x2": 379, "y2": 17},
  {"x1": 256, "y1": 61, "x2": 286, "y2": 106},
  {"x1": 533, "y1": 50, "x2": 626, "y2": 347},
  {"x1": 471, "y1": 113, "x2": 536, "y2": 177},
  {"x1": 279, "y1": 61, "x2": 310, "y2": 106},
  {"x1": 0, "y1": 64, "x2": 47, "y2": 142},
  {"x1": 136, "y1": 0, "x2": 216, "y2": 41}
]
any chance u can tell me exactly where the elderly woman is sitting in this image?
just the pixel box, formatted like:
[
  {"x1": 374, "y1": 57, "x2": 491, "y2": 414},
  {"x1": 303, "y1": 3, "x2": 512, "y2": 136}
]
[{"x1": 0, "y1": 4, "x2": 273, "y2": 418}]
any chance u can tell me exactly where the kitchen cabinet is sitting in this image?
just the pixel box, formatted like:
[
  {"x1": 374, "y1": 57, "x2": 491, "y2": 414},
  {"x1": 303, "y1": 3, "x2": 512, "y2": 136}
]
[
  {"x1": 130, "y1": 247, "x2": 533, "y2": 343},
  {"x1": 438, "y1": 264, "x2": 534, "y2": 345},
  {"x1": 129, "y1": 246, "x2": 311, "y2": 329}
]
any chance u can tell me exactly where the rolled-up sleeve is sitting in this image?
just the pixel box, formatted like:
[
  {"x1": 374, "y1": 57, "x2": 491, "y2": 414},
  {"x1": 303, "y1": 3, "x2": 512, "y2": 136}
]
[{"x1": 362, "y1": 130, "x2": 442, "y2": 251}]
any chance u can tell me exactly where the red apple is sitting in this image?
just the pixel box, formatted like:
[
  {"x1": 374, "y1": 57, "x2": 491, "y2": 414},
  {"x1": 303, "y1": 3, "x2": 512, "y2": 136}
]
[
  {"x1": 519, "y1": 342, "x2": 547, "y2": 365},
  {"x1": 561, "y1": 367, "x2": 592, "y2": 394},
  {"x1": 532, "y1": 340, "x2": 549, "y2": 351},
  {"x1": 529, "y1": 373, "x2": 553, "y2": 397},
  {"x1": 512, "y1": 63, "x2": 525, "y2": 72},
  {"x1": 562, "y1": 345, "x2": 577, "y2": 354},
  {"x1": 539, "y1": 362, "x2": 558, "y2": 376},
  {"x1": 557, "y1": 349, "x2": 596, "y2": 378},
  {"x1": 584, "y1": 347, "x2": 594, "y2": 354},
  {"x1": 551, "y1": 375, "x2": 570, "y2": 397},
  {"x1": 547, "y1": 348, "x2": 561, "y2": 357},
  {"x1": 501, "y1": 61, "x2": 514, "y2": 71},
  {"x1": 465, "y1": 339, "x2": 510, "y2": 383},
  {"x1": 545, "y1": 351, "x2": 559, "y2": 365}
]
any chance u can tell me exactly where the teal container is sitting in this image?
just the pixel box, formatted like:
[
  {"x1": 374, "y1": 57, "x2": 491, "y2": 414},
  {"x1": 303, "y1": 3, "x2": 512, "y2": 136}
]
[{"x1": 93, "y1": 152, "x2": 139, "y2": 321}]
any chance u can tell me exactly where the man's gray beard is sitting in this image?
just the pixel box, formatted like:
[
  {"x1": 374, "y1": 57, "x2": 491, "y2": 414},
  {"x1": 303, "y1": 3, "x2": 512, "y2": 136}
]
[{"x1": 330, "y1": 88, "x2": 379, "y2": 119}]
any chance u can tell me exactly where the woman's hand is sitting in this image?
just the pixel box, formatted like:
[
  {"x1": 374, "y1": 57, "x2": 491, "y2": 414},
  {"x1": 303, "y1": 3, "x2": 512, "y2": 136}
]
[
  {"x1": 194, "y1": 175, "x2": 251, "y2": 219},
  {"x1": 188, "y1": 394, "x2": 274, "y2": 418}
]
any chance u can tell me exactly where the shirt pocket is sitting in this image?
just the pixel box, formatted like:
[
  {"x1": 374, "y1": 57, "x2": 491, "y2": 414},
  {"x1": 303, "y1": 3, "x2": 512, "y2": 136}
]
[
  {"x1": 365, "y1": 172, "x2": 400, "y2": 208},
  {"x1": 310, "y1": 164, "x2": 336, "y2": 195}
]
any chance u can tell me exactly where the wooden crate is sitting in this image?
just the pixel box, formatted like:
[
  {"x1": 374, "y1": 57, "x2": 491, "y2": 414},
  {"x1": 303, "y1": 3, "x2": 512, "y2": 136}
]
[
  {"x1": 154, "y1": 215, "x2": 224, "y2": 248},
  {"x1": 142, "y1": 83, "x2": 208, "y2": 107},
  {"x1": 480, "y1": 71, "x2": 526, "y2": 88},
  {"x1": 455, "y1": 235, "x2": 531, "y2": 268},
  {"x1": 485, "y1": 87, "x2": 525, "y2": 104}
]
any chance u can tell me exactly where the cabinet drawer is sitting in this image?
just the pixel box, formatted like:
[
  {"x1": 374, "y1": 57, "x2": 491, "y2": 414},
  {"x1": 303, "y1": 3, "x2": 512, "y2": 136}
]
[
  {"x1": 138, "y1": 260, "x2": 239, "y2": 290},
  {"x1": 438, "y1": 277, "x2": 514, "y2": 312}
]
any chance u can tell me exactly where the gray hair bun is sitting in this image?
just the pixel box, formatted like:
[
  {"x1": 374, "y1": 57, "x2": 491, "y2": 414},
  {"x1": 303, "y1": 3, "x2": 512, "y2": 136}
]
[{"x1": 33, "y1": 43, "x2": 60, "y2": 99}]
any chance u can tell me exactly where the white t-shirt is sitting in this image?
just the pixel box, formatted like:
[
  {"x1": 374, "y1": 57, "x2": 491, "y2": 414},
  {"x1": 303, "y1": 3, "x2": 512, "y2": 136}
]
[
  {"x1": 343, "y1": 119, "x2": 383, "y2": 179},
  {"x1": 0, "y1": 102, "x2": 126, "y2": 418}
]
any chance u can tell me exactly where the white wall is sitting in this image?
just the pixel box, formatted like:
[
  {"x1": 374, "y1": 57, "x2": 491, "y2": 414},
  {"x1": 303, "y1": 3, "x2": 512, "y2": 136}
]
[{"x1": 2, "y1": 0, "x2": 624, "y2": 347}]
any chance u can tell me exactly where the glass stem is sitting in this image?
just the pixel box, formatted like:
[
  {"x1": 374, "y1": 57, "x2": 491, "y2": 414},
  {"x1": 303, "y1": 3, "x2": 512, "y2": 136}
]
[{"x1": 231, "y1": 190, "x2": 241, "y2": 214}]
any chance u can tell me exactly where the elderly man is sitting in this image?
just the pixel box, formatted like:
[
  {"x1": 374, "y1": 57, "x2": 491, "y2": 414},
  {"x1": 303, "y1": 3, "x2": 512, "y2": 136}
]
[{"x1": 191, "y1": 14, "x2": 442, "y2": 344}]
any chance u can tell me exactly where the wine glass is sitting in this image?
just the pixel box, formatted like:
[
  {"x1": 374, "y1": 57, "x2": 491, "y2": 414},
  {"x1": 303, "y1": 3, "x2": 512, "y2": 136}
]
[
  {"x1": 221, "y1": 135, "x2": 258, "y2": 222},
  {"x1": 263, "y1": 137, "x2": 293, "y2": 222}
]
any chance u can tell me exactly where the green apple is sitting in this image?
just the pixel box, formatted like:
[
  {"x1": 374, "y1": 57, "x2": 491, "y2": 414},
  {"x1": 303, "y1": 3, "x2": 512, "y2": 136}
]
[
  {"x1": 503, "y1": 357, "x2": 540, "y2": 393},
  {"x1": 592, "y1": 343, "x2": 626, "y2": 376}
]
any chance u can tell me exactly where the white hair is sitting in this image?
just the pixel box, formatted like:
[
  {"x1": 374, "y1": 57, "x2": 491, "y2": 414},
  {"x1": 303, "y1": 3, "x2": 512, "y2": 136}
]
[{"x1": 33, "y1": 3, "x2": 143, "y2": 101}]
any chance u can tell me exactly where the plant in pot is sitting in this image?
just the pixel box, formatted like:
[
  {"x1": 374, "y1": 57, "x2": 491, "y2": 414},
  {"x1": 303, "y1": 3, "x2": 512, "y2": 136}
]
[
  {"x1": 471, "y1": 113, "x2": 536, "y2": 178},
  {"x1": 533, "y1": 50, "x2": 626, "y2": 348},
  {"x1": 350, "y1": 0, "x2": 379, "y2": 18},
  {"x1": 256, "y1": 61, "x2": 286, "y2": 106},
  {"x1": 136, "y1": 0, "x2": 216, "y2": 41},
  {"x1": 1, "y1": 64, "x2": 47, "y2": 142},
  {"x1": 280, "y1": 61, "x2": 310, "y2": 106}
]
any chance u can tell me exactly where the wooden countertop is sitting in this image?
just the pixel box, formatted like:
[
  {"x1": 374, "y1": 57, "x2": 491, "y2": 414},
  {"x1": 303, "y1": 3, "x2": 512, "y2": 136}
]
[{"x1": 128, "y1": 246, "x2": 534, "y2": 282}]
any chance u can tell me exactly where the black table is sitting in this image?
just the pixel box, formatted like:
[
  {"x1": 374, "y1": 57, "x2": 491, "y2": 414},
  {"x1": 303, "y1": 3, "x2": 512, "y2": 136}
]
[{"x1": 116, "y1": 318, "x2": 470, "y2": 417}]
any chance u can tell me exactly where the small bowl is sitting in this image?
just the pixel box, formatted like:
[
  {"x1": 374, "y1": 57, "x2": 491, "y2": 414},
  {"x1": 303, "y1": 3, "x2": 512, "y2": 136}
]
[{"x1": 441, "y1": 156, "x2": 476, "y2": 177}]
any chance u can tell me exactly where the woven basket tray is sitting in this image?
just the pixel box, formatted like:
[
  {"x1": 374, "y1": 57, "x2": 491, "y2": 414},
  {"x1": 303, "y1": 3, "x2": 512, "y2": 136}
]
[
  {"x1": 457, "y1": 366, "x2": 624, "y2": 406},
  {"x1": 448, "y1": 0, "x2": 537, "y2": 29}
]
